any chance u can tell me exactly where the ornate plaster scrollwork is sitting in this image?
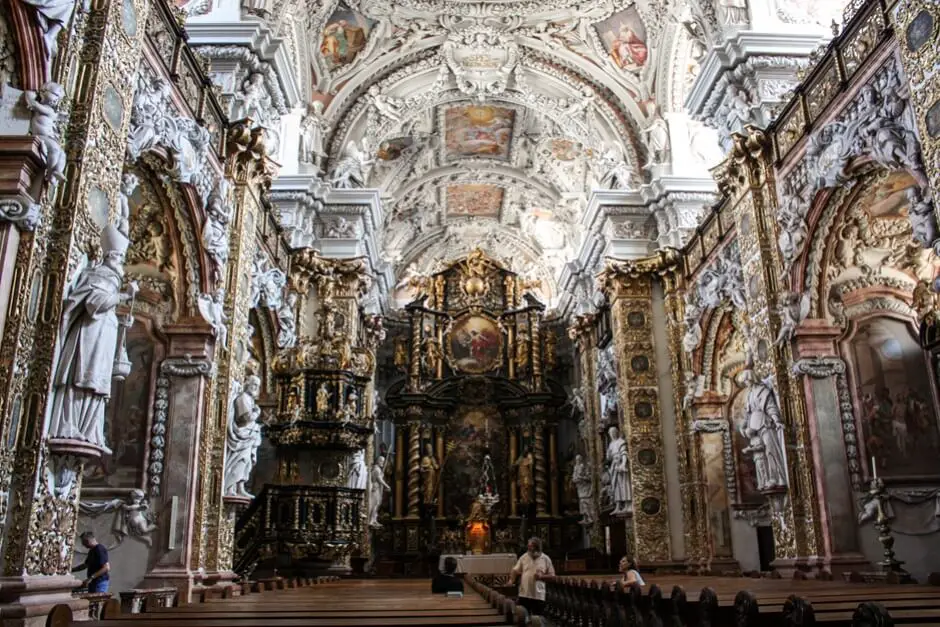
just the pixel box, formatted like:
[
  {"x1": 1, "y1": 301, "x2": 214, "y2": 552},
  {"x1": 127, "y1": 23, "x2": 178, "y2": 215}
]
[
  {"x1": 781, "y1": 61, "x2": 936, "y2": 277},
  {"x1": 0, "y1": 196, "x2": 41, "y2": 231},
  {"x1": 441, "y1": 26, "x2": 519, "y2": 101},
  {"x1": 148, "y1": 356, "x2": 214, "y2": 497},
  {"x1": 682, "y1": 242, "x2": 746, "y2": 351},
  {"x1": 250, "y1": 250, "x2": 286, "y2": 309},
  {"x1": 733, "y1": 503, "x2": 771, "y2": 527},
  {"x1": 45, "y1": 453, "x2": 81, "y2": 500},
  {"x1": 79, "y1": 489, "x2": 158, "y2": 546}
]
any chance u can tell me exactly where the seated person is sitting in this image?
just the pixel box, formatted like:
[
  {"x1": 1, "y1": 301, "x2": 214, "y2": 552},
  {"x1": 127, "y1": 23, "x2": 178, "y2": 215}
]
[
  {"x1": 619, "y1": 556, "x2": 645, "y2": 587},
  {"x1": 431, "y1": 557, "x2": 465, "y2": 594}
]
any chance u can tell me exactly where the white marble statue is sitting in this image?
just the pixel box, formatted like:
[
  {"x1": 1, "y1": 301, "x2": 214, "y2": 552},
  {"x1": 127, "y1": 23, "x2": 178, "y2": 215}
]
[
  {"x1": 569, "y1": 386, "x2": 585, "y2": 419},
  {"x1": 347, "y1": 449, "x2": 368, "y2": 490},
  {"x1": 299, "y1": 101, "x2": 327, "y2": 167},
  {"x1": 571, "y1": 454, "x2": 596, "y2": 525},
  {"x1": 250, "y1": 251, "x2": 286, "y2": 310},
  {"x1": 238, "y1": 72, "x2": 270, "y2": 121},
  {"x1": 642, "y1": 105, "x2": 670, "y2": 165},
  {"x1": 203, "y1": 181, "x2": 232, "y2": 283},
  {"x1": 597, "y1": 143, "x2": 632, "y2": 190},
  {"x1": 197, "y1": 289, "x2": 228, "y2": 349},
  {"x1": 223, "y1": 375, "x2": 263, "y2": 498},
  {"x1": 740, "y1": 367, "x2": 787, "y2": 490},
  {"x1": 368, "y1": 455, "x2": 391, "y2": 528},
  {"x1": 906, "y1": 187, "x2": 939, "y2": 248},
  {"x1": 368, "y1": 85, "x2": 405, "y2": 121},
  {"x1": 24, "y1": 82, "x2": 66, "y2": 190},
  {"x1": 325, "y1": 216, "x2": 357, "y2": 238},
  {"x1": 606, "y1": 426, "x2": 631, "y2": 515},
  {"x1": 48, "y1": 210, "x2": 138, "y2": 453},
  {"x1": 331, "y1": 139, "x2": 374, "y2": 189},
  {"x1": 79, "y1": 488, "x2": 158, "y2": 546},
  {"x1": 774, "y1": 290, "x2": 810, "y2": 346},
  {"x1": 21, "y1": 0, "x2": 75, "y2": 81},
  {"x1": 719, "y1": 0, "x2": 749, "y2": 24},
  {"x1": 276, "y1": 292, "x2": 298, "y2": 349}
]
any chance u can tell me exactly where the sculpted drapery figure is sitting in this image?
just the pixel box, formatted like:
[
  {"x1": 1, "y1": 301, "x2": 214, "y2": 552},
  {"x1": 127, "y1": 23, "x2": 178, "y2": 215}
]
[
  {"x1": 515, "y1": 448, "x2": 534, "y2": 506},
  {"x1": 368, "y1": 455, "x2": 391, "y2": 527},
  {"x1": 276, "y1": 292, "x2": 298, "y2": 349},
  {"x1": 606, "y1": 426, "x2": 631, "y2": 515},
  {"x1": 48, "y1": 205, "x2": 137, "y2": 453},
  {"x1": 21, "y1": 0, "x2": 75, "y2": 82},
  {"x1": 347, "y1": 449, "x2": 368, "y2": 490},
  {"x1": 223, "y1": 375, "x2": 263, "y2": 498},
  {"x1": 740, "y1": 367, "x2": 788, "y2": 490},
  {"x1": 299, "y1": 101, "x2": 327, "y2": 167},
  {"x1": 571, "y1": 454, "x2": 596, "y2": 525},
  {"x1": 420, "y1": 442, "x2": 439, "y2": 505}
]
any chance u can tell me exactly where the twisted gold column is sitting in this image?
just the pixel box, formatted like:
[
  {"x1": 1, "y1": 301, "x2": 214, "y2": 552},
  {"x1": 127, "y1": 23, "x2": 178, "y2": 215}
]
[
  {"x1": 509, "y1": 429, "x2": 519, "y2": 517},
  {"x1": 534, "y1": 422, "x2": 548, "y2": 517},
  {"x1": 407, "y1": 422, "x2": 421, "y2": 519},
  {"x1": 436, "y1": 430, "x2": 445, "y2": 518},
  {"x1": 408, "y1": 314, "x2": 421, "y2": 392},
  {"x1": 394, "y1": 427, "x2": 405, "y2": 519},
  {"x1": 549, "y1": 426, "x2": 559, "y2": 517}
]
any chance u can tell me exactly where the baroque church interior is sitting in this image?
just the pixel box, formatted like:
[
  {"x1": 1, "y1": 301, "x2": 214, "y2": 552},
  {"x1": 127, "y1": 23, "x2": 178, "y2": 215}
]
[{"x1": 1, "y1": 0, "x2": 940, "y2": 622}]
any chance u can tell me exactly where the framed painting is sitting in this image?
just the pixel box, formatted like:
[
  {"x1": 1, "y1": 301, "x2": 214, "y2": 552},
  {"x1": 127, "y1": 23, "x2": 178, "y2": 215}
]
[
  {"x1": 446, "y1": 314, "x2": 504, "y2": 374},
  {"x1": 320, "y1": 3, "x2": 375, "y2": 71},
  {"x1": 593, "y1": 7, "x2": 649, "y2": 72},
  {"x1": 446, "y1": 184, "x2": 504, "y2": 217},
  {"x1": 443, "y1": 105, "x2": 515, "y2": 161}
]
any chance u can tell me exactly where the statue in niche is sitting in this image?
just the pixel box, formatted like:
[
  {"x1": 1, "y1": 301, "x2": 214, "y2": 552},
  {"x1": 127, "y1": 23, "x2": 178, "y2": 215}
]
[
  {"x1": 571, "y1": 454, "x2": 596, "y2": 525},
  {"x1": 420, "y1": 442, "x2": 439, "y2": 505},
  {"x1": 299, "y1": 101, "x2": 327, "y2": 167},
  {"x1": 422, "y1": 331, "x2": 443, "y2": 376},
  {"x1": 543, "y1": 330, "x2": 557, "y2": 370},
  {"x1": 316, "y1": 383, "x2": 330, "y2": 416},
  {"x1": 331, "y1": 139, "x2": 374, "y2": 189},
  {"x1": 393, "y1": 336, "x2": 409, "y2": 371},
  {"x1": 739, "y1": 366, "x2": 787, "y2": 490},
  {"x1": 368, "y1": 455, "x2": 390, "y2": 527},
  {"x1": 514, "y1": 334, "x2": 530, "y2": 370},
  {"x1": 514, "y1": 447, "x2": 535, "y2": 507},
  {"x1": 24, "y1": 82, "x2": 67, "y2": 191},
  {"x1": 48, "y1": 205, "x2": 138, "y2": 453},
  {"x1": 223, "y1": 375, "x2": 263, "y2": 498},
  {"x1": 79, "y1": 489, "x2": 158, "y2": 546},
  {"x1": 276, "y1": 292, "x2": 298, "y2": 349},
  {"x1": 347, "y1": 449, "x2": 368, "y2": 490},
  {"x1": 341, "y1": 389, "x2": 359, "y2": 423},
  {"x1": 562, "y1": 446, "x2": 578, "y2": 513},
  {"x1": 641, "y1": 104, "x2": 670, "y2": 165},
  {"x1": 606, "y1": 426, "x2": 631, "y2": 515}
]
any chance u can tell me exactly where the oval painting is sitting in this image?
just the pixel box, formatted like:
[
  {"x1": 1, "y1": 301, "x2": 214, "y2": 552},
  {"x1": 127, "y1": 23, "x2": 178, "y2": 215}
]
[{"x1": 447, "y1": 315, "x2": 503, "y2": 374}]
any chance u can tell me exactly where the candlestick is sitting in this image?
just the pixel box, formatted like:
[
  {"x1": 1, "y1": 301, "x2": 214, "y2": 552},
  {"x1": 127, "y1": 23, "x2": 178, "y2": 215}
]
[{"x1": 871, "y1": 456, "x2": 878, "y2": 480}]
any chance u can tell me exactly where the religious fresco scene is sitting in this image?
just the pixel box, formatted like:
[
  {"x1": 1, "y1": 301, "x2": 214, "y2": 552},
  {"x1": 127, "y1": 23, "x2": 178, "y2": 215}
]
[{"x1": 1, "y1": 0, "x2": 940, "y2": 622}]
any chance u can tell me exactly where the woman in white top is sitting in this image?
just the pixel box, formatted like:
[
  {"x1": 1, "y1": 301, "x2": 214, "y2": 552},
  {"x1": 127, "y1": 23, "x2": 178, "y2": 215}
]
[{"x1": 619, "y1": 556, "x2": 646, "y2": 586}]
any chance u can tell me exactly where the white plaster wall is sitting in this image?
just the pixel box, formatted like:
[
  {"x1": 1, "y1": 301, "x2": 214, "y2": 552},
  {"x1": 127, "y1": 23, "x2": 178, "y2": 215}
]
[
  {"x1": 730, "y1": 518, "x2": 761, "y2": 572},
  {"x1": 651, "y1": 281, "x2": 685, "y2": 560}
]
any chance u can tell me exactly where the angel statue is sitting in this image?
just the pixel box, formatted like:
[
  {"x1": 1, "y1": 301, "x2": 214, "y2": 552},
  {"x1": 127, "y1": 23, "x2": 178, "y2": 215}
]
[
  {"x1": 79, "y1": 489, "x2": 158, "y2": 546},
  {"x1": 198, "y1": 289, "x2": 228, "y2": 348},
  {"x1": 331, "y1": 139, "x2": 374, "y2": 189},
  {"x1": 24, "y1": 82, "x2": 67, "y2": 190},
  {"x1": 774, "y1": 291, "x2": 810, "y2": 346},
  {"x1": 368, "y1": 85, "x2": 405, "y2": 122}
]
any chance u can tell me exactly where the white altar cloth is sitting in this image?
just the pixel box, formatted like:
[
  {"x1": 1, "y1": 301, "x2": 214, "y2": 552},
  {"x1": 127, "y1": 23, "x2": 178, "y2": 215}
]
[{"x1": 438, "y1": 553, "x2": 517, "y2": 575}]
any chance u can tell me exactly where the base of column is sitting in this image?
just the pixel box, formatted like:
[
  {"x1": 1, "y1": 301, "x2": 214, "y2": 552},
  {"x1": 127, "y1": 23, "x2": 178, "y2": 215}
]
[
  {"x1": 141, "y1": 569, "x2": 198, "y2": 605},
  {"x1": 0, "y1": 574, "x2": 88, "y2": 627},
  {"x1": 704, "y1": 557, "x2": 741, "y2": 575},
  {"x1": 823, "y1": 553, "x2": 875, "y2": 578}
]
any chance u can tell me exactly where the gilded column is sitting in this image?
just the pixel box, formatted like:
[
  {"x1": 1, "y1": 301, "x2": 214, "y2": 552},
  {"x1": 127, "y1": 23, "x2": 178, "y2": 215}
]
[
  {"x1": 549, "y1": 425, "x2": 560, "y2": 517},
  {"x1": 197, "y1": 122, "x2": 273, "y2": 586},
  {"x1": 534, "y1": 420, "x2": 548, "y2": 517},
  {"x1": 436, "y1": 430, "x2": 445, "y2": 518},
  {"x1": 719, "y1": 128, "x2": 822, "y2": 563},
  {"x1": 529, "y1": 310, "x2": 543, "y2": 390},
  {"x1": 406, "y1": 417, "x2": 421, "y2": 519},
  {"x1": 567, "y1": 315, "x2": 603, "y2": 548},
  {"x1": 509, "y1": 429, "x2": 518, "y2": 517},
  {"x1": 0, "y1": 0, "x2": 154, "y2": 614},
  {"x1": 598, "y1": 253, "x2": 677, "y2": 563},
  {"x1": 408, "y1": 315, "x2": 421, "y2": 392},
  {"x1": 394, "y1": 426, "x2": 405, "y2": 519}
]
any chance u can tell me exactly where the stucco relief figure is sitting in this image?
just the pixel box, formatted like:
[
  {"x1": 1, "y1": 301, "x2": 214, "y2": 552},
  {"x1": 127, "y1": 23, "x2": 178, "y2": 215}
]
[
  {"x1": 203, "y1": 182, "x2": 232, "y2": 282},
  {"x1": 906, "y1": 187, "x2": 939, "y2": 249},
  {"x1": 331, "y1": 139, "x2": 374, "y2": 188},
  {"x1": 316, "y1": 383, "x2": 330, "y2": 416},
  {"x1": 21, "y1": 0, "x2": 74, "y2": 82},
  {"x1": 774, "y1": 291, "x2": 810, "y2": 346},
  {"x1": 347, "y1": 449, "x2": 368, "y2": 490},
  {"x1": 368, "y1": 456, "x2": 391, "y2": 527},
  {"x1": 718, "y1": 0, "x2": 749, "y2": 24},
  {"x1": 299, "y1": 101, "x2": 327, "y2": 167},
  {"x1": 276, "y1": 292, "x2": 298, "y2": 349},
  {"x1": 238, "y1": 73, "x2": 271, "y2": 121},
  {"x1": 197, "y1": 289, "x2": 228, "y2": 349},
  {"x1": 48, "y1": 214, "x2": 137, "y2": 453},
  {"x1": 422, "y1": 332, "x2": 443, "y2": 376},
  {"x1": 739, "y1": 367, "x2": 787, "y2": 490},
  {"x1": 368, "y1": 85, "x2": 405, "y2": 122},
  {"x1": 79, "y1": 489, "x2": 158, "y2": 546},
  {"x1": 597, "y1": 143, "x2": 632, "y2": 190},
  {"x1": 514, "y1": 448, "x2": 534, "y2": 506},
  {"x1": 223, "y1": 375, "x2": 263, "y2": 498},
  {"x1": 606, "y1": 426, "x2": 631, "y2": 515},
  {"x1": 420, "y1": 443, "x2": 439, "y2": 505},
  {"x1": 642, "y1": 105, "x2": 670, "y2": 165},
  {"x1": 24, "y1": 82, "x2": 66, "y2": 189},
  {"x1": 571, "y1": 454, "x2": 595, "y2": 525},
  {"x1": 393, "y1": 336, "x2": 408, "y2": 371}
]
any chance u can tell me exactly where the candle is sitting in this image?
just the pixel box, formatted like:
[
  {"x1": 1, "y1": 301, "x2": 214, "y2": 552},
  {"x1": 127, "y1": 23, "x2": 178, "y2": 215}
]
[{"x1": 871, "y1": 456, "x2": 878, "y2": 480}]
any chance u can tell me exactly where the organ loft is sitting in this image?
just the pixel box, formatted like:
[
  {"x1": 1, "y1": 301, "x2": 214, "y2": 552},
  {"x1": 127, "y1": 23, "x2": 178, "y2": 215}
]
[{"x1": 0, "y1": 0, "x2": 939, "y2": 622}]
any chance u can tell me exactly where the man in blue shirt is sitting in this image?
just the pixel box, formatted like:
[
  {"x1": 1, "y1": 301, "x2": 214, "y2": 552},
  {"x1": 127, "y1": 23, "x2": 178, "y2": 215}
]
[{"x1": 72, "y1": 531, "x2": 110, "y2": 593}]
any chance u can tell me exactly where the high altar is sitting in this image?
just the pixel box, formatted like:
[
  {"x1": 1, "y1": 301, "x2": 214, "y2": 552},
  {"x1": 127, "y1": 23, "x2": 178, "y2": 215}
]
[{"x1": 377, "y1": 250, "x2": 576, "y2": 557}]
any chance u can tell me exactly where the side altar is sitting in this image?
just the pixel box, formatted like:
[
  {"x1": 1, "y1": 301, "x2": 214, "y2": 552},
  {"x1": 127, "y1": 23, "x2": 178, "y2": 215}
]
[{"x1": 376, "y1": 250, "x2": 582, "y2": 559}]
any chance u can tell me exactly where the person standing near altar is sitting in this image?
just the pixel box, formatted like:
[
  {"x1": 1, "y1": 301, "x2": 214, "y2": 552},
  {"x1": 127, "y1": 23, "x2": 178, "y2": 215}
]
[{"x1": 509, "y1": 537, "x2": 555, "y2": 617}]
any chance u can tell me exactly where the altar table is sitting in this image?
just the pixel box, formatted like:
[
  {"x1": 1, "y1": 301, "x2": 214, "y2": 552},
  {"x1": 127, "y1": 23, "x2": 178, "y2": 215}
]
[{"x1": 438, "y1": 553, "x2": 518, "y2": 575}]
